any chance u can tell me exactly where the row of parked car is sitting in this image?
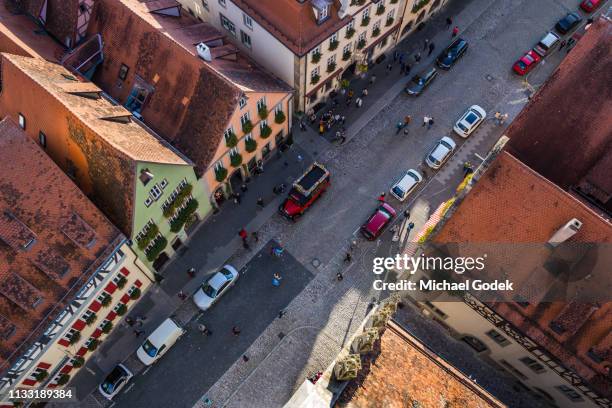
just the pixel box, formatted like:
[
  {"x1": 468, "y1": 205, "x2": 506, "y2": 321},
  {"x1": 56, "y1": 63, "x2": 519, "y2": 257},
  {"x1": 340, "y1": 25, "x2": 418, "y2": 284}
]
[{"x1": 512, "y1": 0, "x2": 601, "y2": 75}]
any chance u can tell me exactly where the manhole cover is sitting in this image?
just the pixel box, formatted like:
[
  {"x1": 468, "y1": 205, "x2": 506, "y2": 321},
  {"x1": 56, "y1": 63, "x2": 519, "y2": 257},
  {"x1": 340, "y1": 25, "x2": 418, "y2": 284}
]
[
  {"x1": 312, "y1": 258, "x2": 321, "y2": 268},
  {"x1": 485, "y1": 74, "x2": 494, "y2": 82}
]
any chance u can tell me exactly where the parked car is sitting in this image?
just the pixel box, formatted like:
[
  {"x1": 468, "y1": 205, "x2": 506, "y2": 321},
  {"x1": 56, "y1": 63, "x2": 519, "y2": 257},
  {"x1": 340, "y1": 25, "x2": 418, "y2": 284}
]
[
  {"x1": 193, "y1": 265, "x2": 239, "y2": 311},
  {"x1": 534, "y1": 31, "x2": 561, "y2": 56},
  {"x1": 136, "y1": 318, "x2": 185, "y2": 366},
  {"x1": 99, "y1": 364, "x2": 133, "y2": 400},
  {"x1": 279, "y1": 162, "x2": 330, "y2": 220},
  {"x1": 405, "y1": 67, "x2": 438, "y2": 95},
  {"x1": 580, "y1": 0, "x2": 602, "y2": 13},
  {"x1": 389, "y1": 169, "x2": 423, "y2": 202},
  {"x1": 453, "y1": 105, "x2": 487, "y2": 138},
  {"x1": 361, "y1": 203, "x2": 397, "y2": 240},
  {"x1": 425, "y1": 136, "x2": 457, "y2": 169},
  {"x1": 436, "y1": 38, "x2": 468, "y2": 69},
  {"x1": 512, "y1": 49, "x2": 541, "y2": 75},
  {"x1": 555, "y1": 12, "x2": 582, "y2": 34}
]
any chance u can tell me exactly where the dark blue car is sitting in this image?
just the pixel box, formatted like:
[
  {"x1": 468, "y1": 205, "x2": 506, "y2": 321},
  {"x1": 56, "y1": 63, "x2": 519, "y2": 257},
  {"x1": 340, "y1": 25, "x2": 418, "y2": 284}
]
[{"x1": 436, "y1": 38, "x2": 468, "y2": 70}]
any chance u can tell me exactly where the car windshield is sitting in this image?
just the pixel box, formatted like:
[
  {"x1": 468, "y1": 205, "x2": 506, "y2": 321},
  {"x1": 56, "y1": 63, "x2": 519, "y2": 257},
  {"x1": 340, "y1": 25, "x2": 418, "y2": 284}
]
[
  {"x1": 517, "y1": 61, "x2": 528, "y2": 70},
  {"x1": 440, "y1": 140, "x2": 453, "y2": 150},
  {"x1": 142, "y1": 339, "x2": 158, "y2": 358},
  {"x1": 408, "y1": 173, "x2": 419, "y2": 182},
  {"x1": 101, "y1": 367, "x2": 124, "y2": 394},
  {"x1": 202, "y1": 283, "x2": 217, "y2": 298},
  {"x1": 392, "y1": 186, "x2": 404, "y2": 198},
  {"x1": 457, "y1": 122, "x2": 468, "y2": 132},
  {"x1": 220, "y1": 267, "x2": 233, "y2": 279},
  {"x1": 465, "y1": 112, "x2": 479, "y2": 124},
  {"x1": 429, "y1": 155, "x2": 441, "y2": 165},
  {"x1": 524, "y1": 54, "x2": 535, "y2": 63}
]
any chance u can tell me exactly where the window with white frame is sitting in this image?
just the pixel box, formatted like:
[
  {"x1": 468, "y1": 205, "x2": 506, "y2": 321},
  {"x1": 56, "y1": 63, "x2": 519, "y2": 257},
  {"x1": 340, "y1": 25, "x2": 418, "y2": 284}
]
[
  {"x1": 312, "y1": 45, "x2": 321, "y2": 57},
  {"x1": 343, "y1": 43, "x2": 352, "y2": 54},
  {"x1": 347, "y1": 20, "x2": 354, "y2": 31},
  {"x1": 214, "y1": 161, "x2": 224, "y2": 171},
  {"x1": 274, "y1": 103, "x2": 282, "y2": 114},
  {"x1": 64, "y1": 328, "x2": 79, "y2": 342},
  {"x1": 220, "y1": 14, "x2": 235, "y2": 36},
  {"x1": 260, "y1": 119, "x2": 268, "y2": 130},
  {"x1": 239, "y1": 96, "x2": 247, "y2": 109},
  {"x1": 224, "y1": 127, "x2": 234, "y2": 142},
  {"x1": 240, "y1": 112, "x2": 250, "y2": 125},
  {"x1": 387, "y1": 9, "x2": 395, "y2": 20},
  {"x1": 519, "y1": 357, "x2": 546, "y2": 374},
  {"x1": 240, "y1": 30, "x2": 252, "y2": 48},
  {"x1": 327, "y1": 55, "x2": 336, "y2": 65},
  {"x1": 485, "y1": 329, "x2": 510, "y2": 346},
  {"x1": 229, "y1": 147, "x2": 239, "y2": 157},
  {"x1": 363, "y1": 8, "x2": 370, "y2": 19},
  {"x1": 329, "y1": 33, "x2": 337, "y2": 46},
  {"x1": 311, "y1": 66, "x2": 320, "y2": 80},
  {"x1": 373, "y1": 20, "x2": 381, "y2": 31},
  {"x1": 39, "y1": 131, "x2": 47, "y2": 148},
  {"x1": 358, "y1": 31, "x2": 366, "y2": 42},
  {"x1": 81, "y1": 310, "x2": 96, "y2": 322},
  {"x1": 319, "y1": 5, "x2": 329, "y2": 19},
  {"x1": 243, "y1": 13, "x2": 253, "y2": 29},
  {"x1": 556, "y1": 385, "x2": 584, "y2": 402},
  {"x1": 257, "y1": 97, "x2": 266, "y2": 111},
  {"x1": 18, "y1": 113, "x2": 25, "y2": 129},
  {"x1": 218, "y1": 0, "x2": 226, "y2": 7},
  {"x1": 245, "y1": 133, "x2": 254, "y2": 143}
]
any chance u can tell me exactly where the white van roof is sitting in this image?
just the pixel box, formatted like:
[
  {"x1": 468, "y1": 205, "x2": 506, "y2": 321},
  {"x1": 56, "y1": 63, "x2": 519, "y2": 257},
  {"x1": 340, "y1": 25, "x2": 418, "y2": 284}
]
[{"x1": 148, "y1": 318, "x2": 182, "y2": 347}]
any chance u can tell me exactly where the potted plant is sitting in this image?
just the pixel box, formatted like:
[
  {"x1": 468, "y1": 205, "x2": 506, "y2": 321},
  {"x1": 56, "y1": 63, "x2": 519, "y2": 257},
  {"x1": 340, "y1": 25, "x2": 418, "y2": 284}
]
[
  {"x1": 85, "y1": 313, "x2": 97, "y2": 326},
  {"x1": 329, "y1": 39, "x2": 339, "y2": 51},
  {"x1": 311, "y1": 51, "x2": 321, "y2": 63},
  {"x1": 146, "y1": 236, "x2": 168, "y2": 261},
  {"x1": 115, "y1": 303, "x2": 127, "y2": 316},
  {"x1": 342, "y1": 50, "x2": 352, "y2": 61},
  {"x1": 386, "y1": 17, "x2": 394, "y2": 26},
  {"x1": 372, "y1": 27, "x2": 380, "y2": 37},
  {"x1": 345, "y1": 27, "x2": 355, "y2": 39},
  {"x1": 116, "y1": 275, "x2": 127, "y2": 289},
  {"x1": 327, "y1": 61, "x2": 336, "y2": 73},
  {"x1": 260, "y1": 124, "x2": 272, "y2": 139},
  {"x1": 230, "y1": 152, "x2": 243, "y2": 168},
  {"x1": 34, "y1": 370, "x2": 48, "y2": 382},
  {"x1": 361, "y1": 16, "x2": 370, "y2": 26},
  {"x1": 225, "y1": 130, "x2": 238, "y2": 148},
  {"x1": 241, "y1": 120, "x2": 253, "y2": 134},
  {"x1": 101, "y1": 320, "x2": 113, "y2": 334},
  {"x1": 412, "y1": 0, "x2": 430, "y2": 13},
  {"x1": 87, "y1": 339, "x2": 99, "y2": 351},
  {"x1": 56, "y1": 374, "x2": 70, "y2": 386},
  {"x1": 129, "y1": 287, "x2": 141, "y2": 300},
  {"x1": 376, "y1": 4, "x2": 385, "y2": 15},
  {"x1": 258, "y1": 105, "x2": 268, "y2": 119},
  {"x1": 71, "y1": 356, "x2": 85, "y2": 368},
  {"x1": 357, "y1": 38, "x2": 366, "y2": 49},
  {"x1": 274, "y1": 110, "x2": 286, "y2": 124},
  {"x1": 69, "y1": 331, "x2": 81, "y2": 345},
  {"x1": 245, "y1": 137, "x2": 257, "y2": 152},
  {"x1": 215, "y1": 166, "x2": 228, "y2": 182},
  {"x1": 311, "y1": 74, "x2": 320, "y2": 84},
  {"x1": 100, "y1": 294, "x2": 111, "y2": 308}
]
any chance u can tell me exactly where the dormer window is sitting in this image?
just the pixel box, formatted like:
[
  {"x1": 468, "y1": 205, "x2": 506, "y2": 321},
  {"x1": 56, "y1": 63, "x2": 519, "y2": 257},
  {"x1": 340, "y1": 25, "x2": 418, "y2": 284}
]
[{"x1": 312, "y1": 0, "x2": 332, "y2": 25}]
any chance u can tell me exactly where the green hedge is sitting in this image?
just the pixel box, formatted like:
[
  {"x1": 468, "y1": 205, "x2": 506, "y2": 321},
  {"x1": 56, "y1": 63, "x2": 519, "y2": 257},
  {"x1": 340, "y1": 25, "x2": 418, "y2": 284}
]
[
  {"x1": 116, "y1": 275, "x2": 127, "y2": 289},
  {"x1": 130, "y1": 287, "x2": 142, "y2": 300},
  {"x1": 258, "y1": 105, "x2": 268, "y2": 119},
  {"x1": 242, "y1": 120, "x2": 253, "y2": 134},
  {"x1": 115, "y1": 303, "x2": 127, "y2": 316},
  {"x1": 260, "y1": 125, "x2": 272, "y2": 138},
  {"x1": 72, "y1": 356, "x2": 85, "y2": 368},
  {"x1": 102, "y1": 321, "x2": 113, "y2": 334},
  {"x1": 170, "y1": 199, "x2": 199, "y2": 233},
  {"x1": 87, "y1": 339, "x2": 99, "y2": 351},
  {"x1": 56, "y1": 374, "x2": 70, "y2": 386},
  {"x1": 225, "y1": 131, "x2": 237, "y2": 148},
  {"x1": 35, "y1": 370, "x2": 48, "y2": 382},
  {"x1": 215, "y1": 166, "x2": 228, "y2": 182},
  {"x1": 245, "y1": 138, "x2": 257, "y2": 152},
  {"x1": 146, "y1": 236, "x2": 168, "y2": 261},
  {"x1": 274, "y1": 111, "x2": 286, "y2": 124},
  {"x1": 163, "y1": 183, "x2": 193, "y2": 218},
  {"x1": 69, "y1": 331, "x2": 81, "y2": 345},
  {"x1": 137, "y1": 223, "x2": 159, "y2": 250},
  {"x1": 85, "y1": 313, "x2": 97, "y2": 326}
]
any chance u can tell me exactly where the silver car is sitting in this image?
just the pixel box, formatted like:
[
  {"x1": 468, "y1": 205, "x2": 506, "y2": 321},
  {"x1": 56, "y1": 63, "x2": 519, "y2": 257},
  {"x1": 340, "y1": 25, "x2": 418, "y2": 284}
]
[
  {"x1": 453, "y1": 105, "x2": 486, "y2": 138},
  {"x1": 193, "y1": 265, "x2": 239, "y2": 311},
  {"x1": 389, "y1": 169, "x2": 423, "y2": 201},
  {"x1": 425, "y1": 137, "x2": 456, "y2": 169}
]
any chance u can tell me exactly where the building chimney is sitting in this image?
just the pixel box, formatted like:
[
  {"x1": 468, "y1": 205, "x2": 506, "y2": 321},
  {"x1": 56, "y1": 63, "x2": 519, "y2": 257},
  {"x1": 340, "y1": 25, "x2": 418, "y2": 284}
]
[
  {"x1": 338, "y1": 0, "x2": 349, "y2": 18},
  {"x1": 196, "y1": 42, "x2": 212, "y2": 62},
  {"x1": 547, "y1": 218, "x2": 582, "y2": 247}
]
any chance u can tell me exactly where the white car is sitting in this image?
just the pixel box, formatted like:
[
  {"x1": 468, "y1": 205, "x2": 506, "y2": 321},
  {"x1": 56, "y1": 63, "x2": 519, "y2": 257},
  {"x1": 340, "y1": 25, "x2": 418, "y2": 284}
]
[
  {"x1": 425, "y1": 137, "x2": 456, "y2": 169},
  {"x1": 99, "y1": 364, "x2": 133, "y2": 400},
  {"x1": 136, "y1": 318, "x2": 185, "y2": 366},
  {"x1": 193, "y1": 265, "x2": 239, "y2": 311},
  {"x1": 453, "y1": 105, "x2": 486, "y2": 138},
  {"x1": 389, "y1": 169, "x2": 423, "y2": 201}
]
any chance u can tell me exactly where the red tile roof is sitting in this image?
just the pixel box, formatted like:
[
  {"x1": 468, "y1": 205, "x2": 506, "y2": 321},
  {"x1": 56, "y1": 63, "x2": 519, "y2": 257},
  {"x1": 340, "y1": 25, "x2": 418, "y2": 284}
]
[
  {"x1": 337, "y1": 320, "x2": 504, "y2": 408},
  {"x1": 232, "y1": 0, "x2": 350, "y2": 56},
  {"x1": 433, "y1": 151, "x2": 612, "y2": 398},
  {"x1": 506, "y1": 17, "x2": 612, "y2": 216},
  {"x1": 0, "y1": 117, "x2": 122, "y2": 373}
]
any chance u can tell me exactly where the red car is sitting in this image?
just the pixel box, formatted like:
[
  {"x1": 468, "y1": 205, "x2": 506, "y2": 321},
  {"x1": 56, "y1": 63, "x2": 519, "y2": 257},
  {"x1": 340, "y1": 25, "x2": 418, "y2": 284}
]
[
  {"x1": 361, "y1": 203, "x2": 397, "y2": 240},
  {"x1": 580, "y1": 0, "x2": 602, "y2": 13},
  {"x1": 512, "y1": 50, "x2": 541, "y2": 75}
]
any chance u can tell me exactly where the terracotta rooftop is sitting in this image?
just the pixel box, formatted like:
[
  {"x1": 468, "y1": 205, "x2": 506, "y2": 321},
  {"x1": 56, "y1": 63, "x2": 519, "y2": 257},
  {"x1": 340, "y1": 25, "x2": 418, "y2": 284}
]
[
  {"x1": 232, "y1": 0, "x2": 350, "y2": 56},
  {"x1": 432, "y1": 151, "x2": 612, "y2": 398},
  {"x1": 336, "y1": 320, "x2": 505, "y2": 408},
  {"x1": 86, "y1": 0, "x2": 291, "y2": 175},
  {"x1": 506, "y1": 17, "x2": 612, "y2": 216},
  {"x1": 0, "y1": 0, "x2": 66, "y2": 61},
  {"x1": 1, "y1": 53, "x2": 190, "y2": 166},
  {"x1": 0, "y1": 117, "x2": 122, "y2": 372}
]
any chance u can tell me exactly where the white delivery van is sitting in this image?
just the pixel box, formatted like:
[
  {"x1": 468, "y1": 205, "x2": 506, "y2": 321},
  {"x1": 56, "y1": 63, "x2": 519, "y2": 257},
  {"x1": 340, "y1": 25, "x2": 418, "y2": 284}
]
[{"x1": 136, "y1": 318, "x2": 185, "y2": 365}]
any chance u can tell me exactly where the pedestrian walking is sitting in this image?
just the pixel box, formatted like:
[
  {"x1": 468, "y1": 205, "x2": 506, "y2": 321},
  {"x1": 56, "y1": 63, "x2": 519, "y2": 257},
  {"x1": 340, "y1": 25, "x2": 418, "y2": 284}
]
[
  {"x1": 423, "y1": 38, "x2": 429, "y2": 50},
  {"x1": 370, "y1": 75, "x2": 377, "y2": 84},
  {"x1": 500, "y1": 113, "x2": 509, "y2": 124},
  {"x1": 396, "y1": 121, "x2": 404, "y2": 134},
  {"x1": 271, "y1": 246, "x2": 284, "y2": 257},
  {"x1": 378, "y1": 192, "x2": 386, "y2": 202},
  {"x1": 355, "y1": 97, "x2": 363, "y2": 108},
  {"x1": 198, "y1": 323, "x2": 212, "y2": 335},
  {"x1": 408, "y1": 222, "x2": 415, "y2": 230},
  {"x1": 452, "y1": 26, "x2": 459, "y2": 37},
  {"x1": 252, "y1": 231, "x2": 259, "y2": 242},
  {"x1": 446, "y1": 17, "x2": 453, "y2": 28},
  {"x1": 297, "y1": 154, "x2": 304, "y2": 162},
  {"x1": 428, "y1": 42, "x2": 435, "y2": 56},
  {"x1": 240, "y1": 183, "x2": 248, "y2": 192},
  {"x1": 232, "y1": 326, "x2": 241, "y2": 336},
  {"x1": 361, "y1": 88, "x2": 368, "y2": 97},
  {"x1": 233, "y1": 192, "x2": 241, "y2": 204},
  {"x1": 559, "y1": 39, "x2": 567, "y2": 50},
  {"x1": 257, "y1": 197, "x2": 264, "y2": 207},
  {"x1": 423, "y1": 116, "x2": 430, "y2": 127},
  {"x1": 134, "y1": 329, "x2": 144, "y2": 337},
  {"x1": 178, "y1": 290, "x2": 187, "y2": 300},
  {"x1": 336, "y1": 272, "x2": 344, "y2": 281},
  {"x1": 427, "y1": 117, "x2": 434, "y2": 129},
  {"x1": 414, "y1": 52, "x2": 421, "y2": 63},
  {"x1": 272, "y1": 273, "x2": 282, "y2": 287},
  {"x1": 299, "y1": 120, "x2": 306, "y2": 131},
  {"x1": 344, "y1": 252, "x2": 352, "y2": 263},
  {"x1": 239, "y1": 228, "x2": 248, "y2": 241},
  {"x1": 404, "y1": 209, "x2": 410, "y2": 218},
  {"x1": 463, "y1": 161, "x2": 474, "y2": 175},
  {"x1": 386, "y1": 63, "x2": 393, "y2": 72},
  {"x1": 494, "y1": 111, "x2": 501, "y2": 125},
  {"x1": 187, "y1": 267, "x2": 196, "y2": 278},
  {"x1": 340, "y1": 115, "x2": 346, "y2": 125},
  {"x1": 404, "y1": 115, "x2": 412, "y2": 125}
]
